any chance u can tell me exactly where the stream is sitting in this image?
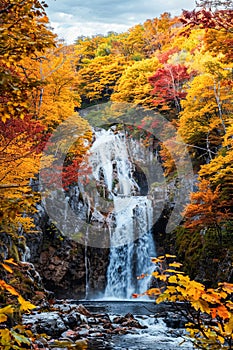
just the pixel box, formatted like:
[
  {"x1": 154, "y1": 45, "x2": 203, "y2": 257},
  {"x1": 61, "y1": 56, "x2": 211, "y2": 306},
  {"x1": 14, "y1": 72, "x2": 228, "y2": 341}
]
[
  {"x1": 23, "y1": 300, "x2": 194, "y2": 349},
  {"x1": 73, "y1": 300, "x2": 193, "y2": 350}
]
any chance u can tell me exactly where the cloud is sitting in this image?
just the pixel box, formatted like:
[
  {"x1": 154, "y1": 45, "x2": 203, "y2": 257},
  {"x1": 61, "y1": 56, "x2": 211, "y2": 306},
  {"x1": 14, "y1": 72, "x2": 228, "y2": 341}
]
[{"x1": 45, "y1": 0, "x2": 196, "y2": 43}]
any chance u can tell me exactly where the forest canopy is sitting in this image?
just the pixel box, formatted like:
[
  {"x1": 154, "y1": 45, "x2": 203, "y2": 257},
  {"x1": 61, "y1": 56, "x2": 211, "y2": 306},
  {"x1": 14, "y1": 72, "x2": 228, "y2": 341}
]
[{"x1": 0, "y1": 0, "x2": 233, "y2": 348}]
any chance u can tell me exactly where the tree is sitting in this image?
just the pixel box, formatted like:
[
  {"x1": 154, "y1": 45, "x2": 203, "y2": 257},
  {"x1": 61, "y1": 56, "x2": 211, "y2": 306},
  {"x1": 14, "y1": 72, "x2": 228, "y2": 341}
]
[
  {"x1": 22, "y1": 44, "x2": 82, "y2": 129},
  {"x1": 198, "y1": 124, "x2": 233, "y2": 208},
  {"x1": 181, "y1": 1, "x2": 233, "y2": 33},
  {"x1": 0, "y1": 260, "x2": 36, "y2": 349},
  {"x1": 149, "y1": 63, "x2": 193, "y2": 116},
  {"x1": 142, "y1": 13, "x2": 180, "y2": 58},
  {"x1": 111, "y1": 57, "x2": 160, "y2": 107},
  {"x1": 184, "y1": 179, "x2": 231, "y2": 240},
  {"x1": 0, "y1": 0, "x2": 55, "y2": 123},
  {"x1": 0, "y1": 1, "x2": 92, "y2": 238},
  {"x1": 0, "y1": 2, "x2": 92, "y2": 347},
  {"x1": 134, "y1": 255, "x2": 233, "y2": 349},
  {"x1": 0, "y1": 0, "x2": 55, "y2": 237},
  {"x1": 178, "y1": 63, "x2": 232, "y2": 165},
  {"x1": 76, "y1": 55, "x2": 129, "y2": 106},
  {"x1": 180, "y1": 1, "x2": 233, "y2": 62}
]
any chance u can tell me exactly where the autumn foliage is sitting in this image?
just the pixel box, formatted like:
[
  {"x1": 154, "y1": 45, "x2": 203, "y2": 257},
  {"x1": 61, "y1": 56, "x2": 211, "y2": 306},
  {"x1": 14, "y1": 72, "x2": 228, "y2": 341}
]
[
  {"x1": 134, "y1": 255, "x2": 233, "y2": 349},
  {"x1": 0, "y1": 0, "x2": 233, "y2": 348},
  {"x1": 0, "y1": 2, "x2": 91, "y2": 348}
]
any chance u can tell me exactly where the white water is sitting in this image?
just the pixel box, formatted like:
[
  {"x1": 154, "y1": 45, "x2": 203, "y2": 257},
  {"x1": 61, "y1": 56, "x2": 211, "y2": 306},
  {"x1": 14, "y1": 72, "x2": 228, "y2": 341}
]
[
  {"x1": 114, "y1": 317, "x2": 193, "y2": 349},
  {"x1": 89, "y1": 129, "x2": 156, "y2": 299}
]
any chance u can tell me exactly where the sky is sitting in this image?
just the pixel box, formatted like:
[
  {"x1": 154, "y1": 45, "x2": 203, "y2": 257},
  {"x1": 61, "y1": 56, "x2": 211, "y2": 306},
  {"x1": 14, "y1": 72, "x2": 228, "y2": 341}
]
[{"x1": 45, "y1": 0, "x2": 196, "y2": 44}]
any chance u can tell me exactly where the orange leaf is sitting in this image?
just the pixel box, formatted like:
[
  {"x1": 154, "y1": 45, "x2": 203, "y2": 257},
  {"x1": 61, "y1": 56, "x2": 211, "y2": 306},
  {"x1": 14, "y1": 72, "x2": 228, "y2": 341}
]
[
  {"x1": 147, "y1": 288, "x2": 161, "y2": 296},
  {"x1": 2, "y1": 264, "x2": 13, "y2": 273},
  {"x1": 0, "y1": 280, "x2": 19, "y2": 296},
  {"x1": 132, "y1": 293, "x2": 139, "y2": 298},
  {"x1": 4, "y1": 258, "x2": 18, "y2": 266}
]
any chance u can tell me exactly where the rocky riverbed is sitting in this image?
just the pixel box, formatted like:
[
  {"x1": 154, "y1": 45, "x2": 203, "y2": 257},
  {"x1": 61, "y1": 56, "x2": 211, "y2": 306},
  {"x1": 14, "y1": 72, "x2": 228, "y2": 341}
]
[{"x1": 23, "y1": 300, "x2": 194, "y2": 349}]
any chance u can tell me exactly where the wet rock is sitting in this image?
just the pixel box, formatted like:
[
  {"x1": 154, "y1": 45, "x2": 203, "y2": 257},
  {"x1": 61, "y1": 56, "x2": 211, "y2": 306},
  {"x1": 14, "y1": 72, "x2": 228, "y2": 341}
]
[
  {"x1": 87, "y1": 317, "x2": 98, "y2": 325},
  {"x1": 34, "y1": 336, "x2": 49, "y2": 348},
  {"x1": 23, "y1": 312, "x2": 67, "y2": 337},
  {"x1": 113, "y1": 313, "x2": 147, "y2": 329},
  {"x1": 122, "y1": 319, "x2": 147, "y2": 329},
  {"x1": 27, "y1": 196, "x2": 110, "y2": 300},
  {"x1": 78, "y1": 329, "x2": 90, "y2": 337},
  {"x1": 88, "y1": 327, "x2": 103, "y2": 333},
  {"x1": 112, "y1": 327, "x2": 128, "y2": 335},
  {"x1": 77, "y1": 304, "x2": 92, "y2": 317},
  {"x1": 103, "y1": 322, "x2": 114, "y2": 330},
  {"x1": 164, "y1": 313, "x2": 186, "y2": 329},
  {"x1": 89, "y1": 332, "x2": 105, "y2": 338},
  {"x1": 53, "y1": 303, "x2": 73, "y2": 313},
  {"x1": 62, "y1": 310, "x2": 82, "y2": 328},
  {"x1": 61, "y1": 330, "x2": 79, "y2": 341},
  {"x1": 95, "y1": 313, "x2": 111, "y2": 323}
]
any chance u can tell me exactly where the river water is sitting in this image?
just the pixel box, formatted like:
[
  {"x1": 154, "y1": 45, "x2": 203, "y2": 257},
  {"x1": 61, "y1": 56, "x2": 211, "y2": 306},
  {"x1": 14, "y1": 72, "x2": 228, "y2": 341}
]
[{"x1": 71, "y1": 300, "x2": 194, "y2": 350}]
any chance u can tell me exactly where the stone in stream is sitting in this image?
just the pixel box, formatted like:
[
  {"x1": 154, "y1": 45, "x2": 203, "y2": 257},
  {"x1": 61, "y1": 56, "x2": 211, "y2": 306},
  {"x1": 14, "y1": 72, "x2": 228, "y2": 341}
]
[
  {"x1": 78, "y1": 329, "x2": 90, "y2": 337},
  {"x1": 23, "y1": 301, "x2": 193, "y2": 349},
  {"x1": 77, "y1": 304, "x2": 92, "y2": 317},
  {"x1": 61, "y1": 329, "x2": 79, "y2": 341},
  {"x1": 62, "y1": 310, "x2": 82, "y2": 328},
  {"x1": 164, "y1": 312, "x2": 186, "y2": 329},
  {"x1": 23, "y1": 311, "x2": 67, "y2": 337},
  {"x1": 113, "y1": 312, "x2": 148, "y2": 329}
]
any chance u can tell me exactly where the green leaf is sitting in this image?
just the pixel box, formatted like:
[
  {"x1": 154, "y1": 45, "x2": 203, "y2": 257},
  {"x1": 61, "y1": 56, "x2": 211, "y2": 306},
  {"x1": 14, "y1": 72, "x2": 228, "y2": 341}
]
[{"x1": 11, "y1": 330, "x2": 31, "y2": 346}]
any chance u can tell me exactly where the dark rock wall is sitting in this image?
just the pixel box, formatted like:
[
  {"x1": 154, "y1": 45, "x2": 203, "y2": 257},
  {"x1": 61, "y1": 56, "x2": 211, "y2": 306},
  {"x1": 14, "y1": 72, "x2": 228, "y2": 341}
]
[
  {"x1": 26, "y1": 196, "x2": 110, "y2": 299},
  {"x1": 27, "y1": 224, "x2": 110, "y2": 299}
]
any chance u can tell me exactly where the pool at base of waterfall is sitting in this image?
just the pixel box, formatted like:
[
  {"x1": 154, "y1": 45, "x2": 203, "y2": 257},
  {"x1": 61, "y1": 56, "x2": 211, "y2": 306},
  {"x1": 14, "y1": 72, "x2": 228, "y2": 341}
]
[{"x1": 69, "y1": 300, "x2": 194, "y2": 349}]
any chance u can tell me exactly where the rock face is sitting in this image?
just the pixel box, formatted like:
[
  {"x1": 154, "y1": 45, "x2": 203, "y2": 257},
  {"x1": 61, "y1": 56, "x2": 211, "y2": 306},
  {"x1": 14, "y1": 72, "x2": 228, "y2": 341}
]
[
  {"x1": 27, "y1": 224, "x2": 109, "y2": 299},
  {"x1": 26, "y1": 174, "x2": 111, "y2": 299}
]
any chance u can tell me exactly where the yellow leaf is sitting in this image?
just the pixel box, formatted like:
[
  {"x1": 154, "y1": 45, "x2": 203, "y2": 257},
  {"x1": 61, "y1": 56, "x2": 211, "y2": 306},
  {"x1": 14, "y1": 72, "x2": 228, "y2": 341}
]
[
  {"x1": 0, "y1": 329, "x2": 11, "y2": 345},
  {"x1": 18, "y1": 296, "x2": 36, "y2": 312},
  {"x1": 0, "y1": 305, "x2": 14, "y2": 315},
  {"x1": 192, "y1": 299, "x2": 209, "y2": 313},
  {"x1": 157, "y1": 274, "x2": 168, "y2": 281},
  {"x1": 169, "y1": 262, "x2": 183, "y2": 268},
  {"x1": 225, "y1": 314, "x2": 233, "y2": 335},
  {"x1": 165, "y1": 269, "x2": 179, "y2": 273},
  {"x1": 217, "y1": 335, "x2": 225, "y2": 344},
  {"x1": 0, "y1": 305, "x2": 14, "y2": 323},
  {"x1": 152, "y1": 271, "x2": 160, "y2": 277},
  {"x1": 2, "y1": 263, "x2": 13, "y2": 273},
  {"x1": 168, "y1": 275, "x2": 178, "y2": 284},
  {"x1": 0, "y1": 314, "x2": 7, "y2": 323}
]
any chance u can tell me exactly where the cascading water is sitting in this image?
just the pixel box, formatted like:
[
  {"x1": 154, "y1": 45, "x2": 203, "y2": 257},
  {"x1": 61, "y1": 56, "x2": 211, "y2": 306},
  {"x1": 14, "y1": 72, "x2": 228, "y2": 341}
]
[{"x1": 88, "y1": 128, "x2": 156, "y2": 299}]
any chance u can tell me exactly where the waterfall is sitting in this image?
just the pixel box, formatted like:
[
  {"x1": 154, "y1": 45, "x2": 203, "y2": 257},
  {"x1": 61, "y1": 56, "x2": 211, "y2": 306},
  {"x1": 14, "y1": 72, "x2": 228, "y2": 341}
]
[
  {"x1": 88, "y1": 128, "x2": 156, "y2": 299},
  {"x1": 85, "y1": 226, "x2": 90, "y2": 299},
  {"x1": 105, "y1": 197, "x2": 155, "y2": 299}
]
